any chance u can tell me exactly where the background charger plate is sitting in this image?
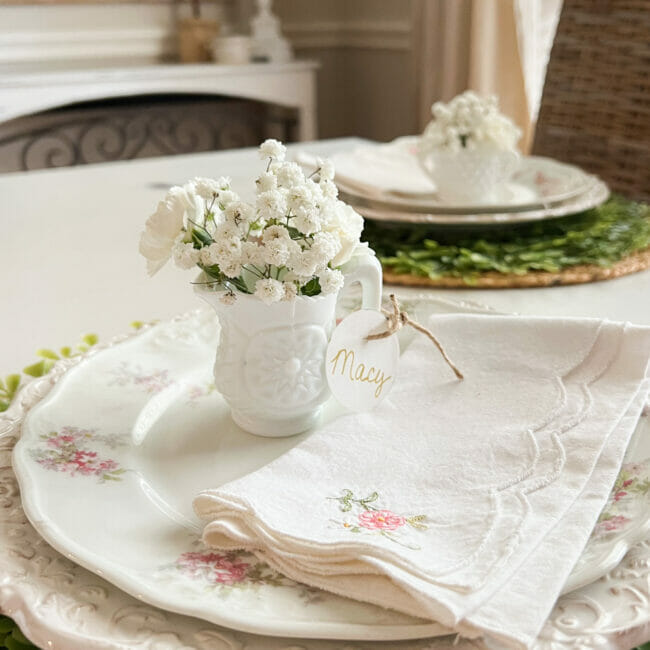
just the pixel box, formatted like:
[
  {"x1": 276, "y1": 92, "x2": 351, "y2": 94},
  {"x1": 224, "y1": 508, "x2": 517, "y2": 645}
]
[{"x1": 10, "y1": 297, "x2": 650, "y2": 641}]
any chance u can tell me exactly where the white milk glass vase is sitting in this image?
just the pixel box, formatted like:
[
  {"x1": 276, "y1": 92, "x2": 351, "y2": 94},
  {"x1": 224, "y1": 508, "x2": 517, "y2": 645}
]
[
  {"x1": 195, "y1": 254, "x2": 382, "y2": 437},
  {"x1": 418, "y1": 142, "x2": 520, "y2": 204}
]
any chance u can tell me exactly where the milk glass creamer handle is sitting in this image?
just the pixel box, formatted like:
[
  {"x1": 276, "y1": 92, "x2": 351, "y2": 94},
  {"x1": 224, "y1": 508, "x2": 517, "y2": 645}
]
[{"x1": 340, "y1": 252, "x2": 383, "y2": 311}]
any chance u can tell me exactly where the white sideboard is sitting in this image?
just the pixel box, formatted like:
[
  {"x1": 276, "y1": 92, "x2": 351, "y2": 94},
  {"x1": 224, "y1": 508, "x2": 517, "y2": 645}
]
[{"x1": 0, "y1": 61, "x2": 318, "y2": 141}]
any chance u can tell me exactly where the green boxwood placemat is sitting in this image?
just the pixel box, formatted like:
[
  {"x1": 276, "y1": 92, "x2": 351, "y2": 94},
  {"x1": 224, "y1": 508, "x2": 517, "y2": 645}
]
[{"x1": 363, "y1": 197, "x2": 650, "y2": 287}]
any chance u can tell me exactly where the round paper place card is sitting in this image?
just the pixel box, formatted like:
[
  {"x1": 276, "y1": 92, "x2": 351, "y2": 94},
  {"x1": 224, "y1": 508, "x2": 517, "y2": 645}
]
[{"x1": 326, "y1": 309, "x2": 400, "y2": 411}]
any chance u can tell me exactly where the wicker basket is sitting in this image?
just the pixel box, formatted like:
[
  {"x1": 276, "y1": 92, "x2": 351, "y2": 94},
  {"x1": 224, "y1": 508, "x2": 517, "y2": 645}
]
[{"x1": 533, "y1": 0, "x2": 650, "y2": 202}]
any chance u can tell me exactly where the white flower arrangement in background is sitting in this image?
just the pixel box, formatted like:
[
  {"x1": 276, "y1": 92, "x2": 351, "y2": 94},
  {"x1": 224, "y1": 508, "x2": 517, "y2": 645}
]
[
  {"x1": 139, "y1": 139, "x2": 369, "y2": 304},
  {"x1": 421, "y1": 91, "x2": 521, "y2": 154}
]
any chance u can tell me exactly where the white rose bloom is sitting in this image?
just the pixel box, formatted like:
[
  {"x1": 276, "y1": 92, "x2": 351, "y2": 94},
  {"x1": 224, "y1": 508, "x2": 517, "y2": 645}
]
[
  {"x1": 282, "y1": 281, "x2": 298, "y2": 301},
  {"x1": 256, "y1": 189, "x2": 287, "y2": 221},
  {"x1": 139, "y1": 189, "x2": 187, "y2": 276},
  {"x1": 275, "y1": 162, "x2": 305, "y2": 188},
  {"x1": 256, "y1": 171, "x2": 277, "y2": 192},
  {"x1": 254, "y1": 277, "x2": 284, "y2": 304},
  {"x1": 224, "y1": 201, "x2": 256, "y2": 232},
  {"x1": 318, "y1": 268, "x2": 344, "y2": 295},
  {"x1": 325, "y1": 202, "x2": 364, "y2": 267},
  {"x1": 259, "y1": 139, "x2": 286, "y2": 162},
  {"x1": 171, "y1": 238, "x2": 200, "y2": 270}
]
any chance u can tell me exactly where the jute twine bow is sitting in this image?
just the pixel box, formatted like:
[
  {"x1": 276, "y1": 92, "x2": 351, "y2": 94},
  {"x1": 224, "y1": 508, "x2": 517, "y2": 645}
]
[{"x1": 366, "y1": 294, "x2": 464, "y2": 380}]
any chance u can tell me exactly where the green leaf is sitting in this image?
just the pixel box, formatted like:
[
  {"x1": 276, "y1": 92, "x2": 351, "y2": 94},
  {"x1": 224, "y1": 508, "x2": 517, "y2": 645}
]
[
  {"x1": 0, "y1": 616, "x2": 15, "y2": 634},
  {"x1": 82, "y1": 333, "x2": 98, "y2": 346},
  {"x1": 130, "y1": 321, "x2": 144, "y2": 330},
  {"x1": 36, "y1": 348, "x2": 59, "y2": 360},
  {"x1": 23, "y1": 360, "x2": 51, "y2": 377},
  {"x1": 300, "y1": 277, "x2": 321, "y2": 297},
  {"x1": 5, "y1": 374, "x2": 20, "y2": 393},
  {"x1": 59, "y1": 346, "x2": 72, "y2": 357}
]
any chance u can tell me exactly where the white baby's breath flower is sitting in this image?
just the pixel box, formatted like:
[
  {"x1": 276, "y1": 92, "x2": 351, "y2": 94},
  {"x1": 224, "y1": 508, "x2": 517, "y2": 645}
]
[
  {"x1": 216, "y1": 190, "x2": 238, "y2": 208},
  {"x1": 287, "y1": 248, "x2": 319, "y2": 277},
  {"x1": 293, "y1": 211, "x2": 321, "y2": 236},
  {"x1": 220, "y1": 258, "x2": 242, "y2": 278},
  {"x1": 262, "y1": 239, "x2": 290, "y2": 267},
  {"x1": 423, "y1": 90, "x2": 520, "y2": 153},
  {"x1": 319, "y1": 178, "x2": 338, "y2": 201},
  {"x1": 318, "y1": 268, "x2": 344, "y2": 295},
  {"x1": 214, "y1": 221, "x2": 241, "y2": 242},
  {"x1": 171, "y1": 237, "x2": 200, "y2": 270},
  {"x1": 256, "y1": 171, "x2": 277, "y2": 192},
  {"x1": 191, "y1": 177, "x2": 230, "y2": 201},
  {"x1": 282, "y1": 281, "x2": 298, "y2": 301},
  {"x1": 317, "y1": 158, "x2": 335, "y2": 181},
  {"x1": 254, "y1": 278, "x2": 284, "y2": 304},
  {"x1": 262, "y1": 224, "x2": 291, "y2": 244},
  {"x1": 287, "y1": 185, "x2": 315, "y2": 217},
  {"x1": 219, "y1": 291, "x2": 237, "y2": 305},
  {"x1": 259, "y1": 139, "x2": 286, "y2": 162},
  {"x1": 256, "y1": 189, "x2": 287, "y2": 221},
  {"x1": 310, "y1": 231, "x2": 341, "y2": 263},
  {"x1": 240, "y1": 241, "x2": 264, "y2": 266},
  {"x1": 275, "y1": 162, "x2": 305, "y2": 188},
  {"x1": 200, "y1": 244, "x2": 219, "y2": 267}
]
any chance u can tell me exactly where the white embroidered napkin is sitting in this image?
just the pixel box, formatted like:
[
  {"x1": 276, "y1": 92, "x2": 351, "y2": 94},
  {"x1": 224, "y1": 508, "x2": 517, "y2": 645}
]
[
  {"x1": 295, "y1": 137, "x2": 435, "y2": 196},
  {"x1": 194, "y1": 314, "x2": 650, "y2": 649}
]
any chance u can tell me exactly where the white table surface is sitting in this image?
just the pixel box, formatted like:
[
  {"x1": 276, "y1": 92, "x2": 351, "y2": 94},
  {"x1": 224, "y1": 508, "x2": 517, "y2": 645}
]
[{"x1": 1, "y1": 137, "x2": 649, "y2": 374}]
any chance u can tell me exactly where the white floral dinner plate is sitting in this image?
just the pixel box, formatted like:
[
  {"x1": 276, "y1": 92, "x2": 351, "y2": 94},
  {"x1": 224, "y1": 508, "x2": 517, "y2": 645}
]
[
  {"x1": 11, "y1": 300, "x2": 650, "y2": 641},
  {"x1": 352, "y1": 177, "x2": 609, "y2": 227},
  {"x1": 298, "y1": 138, "x2": 598, "y2": 214}
]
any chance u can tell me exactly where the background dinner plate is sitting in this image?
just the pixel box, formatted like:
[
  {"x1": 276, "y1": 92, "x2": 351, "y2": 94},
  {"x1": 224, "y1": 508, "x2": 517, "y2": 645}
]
[
  {"x1": 299, "y1": 138, "x2": 597, "y2": 213},
  {"x1": 351, "y1": 177, "x2": 609, "y2": 227},
  {"x1": 11, "y1": 298, "x2": 650, "y2": 641}
]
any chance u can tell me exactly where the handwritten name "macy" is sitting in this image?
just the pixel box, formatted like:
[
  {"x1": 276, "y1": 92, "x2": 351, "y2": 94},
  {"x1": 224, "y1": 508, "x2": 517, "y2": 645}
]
[{"x1": 328, "y1": 348, "x2": 392, "y2": 398}]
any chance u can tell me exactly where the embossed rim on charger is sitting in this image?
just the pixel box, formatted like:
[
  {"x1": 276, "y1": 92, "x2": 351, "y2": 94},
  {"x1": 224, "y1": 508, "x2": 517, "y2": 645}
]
[{"x1": 1, "y1": 302, "x2": 649, "y2": 648}]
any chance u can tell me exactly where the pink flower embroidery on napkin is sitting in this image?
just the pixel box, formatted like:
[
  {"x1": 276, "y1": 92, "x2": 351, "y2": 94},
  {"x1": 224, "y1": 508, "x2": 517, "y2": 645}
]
[
  {"x1": 358, "y1": 510, "x2": 406, "y2": 531},
  {"x1": 329, "y1": 489, "x2": 427, "y2": 549}
]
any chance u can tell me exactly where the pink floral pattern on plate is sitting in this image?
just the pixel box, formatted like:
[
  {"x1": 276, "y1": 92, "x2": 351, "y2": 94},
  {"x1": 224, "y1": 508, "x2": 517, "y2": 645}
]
[
  {"x1": 109, "y1": 362, "x2": 173, "y2": 393},
  {"x1": 329, "y1": 490, "x2": 428, "y2": 550},
  {"x1": 593, "y1": 458, "x2": 650, "y2": 537},
  {"x1": 29, "y1": 426, "x2": 127, "y2": 482},
  {"x1": 161, "y1": 547, "x2": 323, "y2": 602}
]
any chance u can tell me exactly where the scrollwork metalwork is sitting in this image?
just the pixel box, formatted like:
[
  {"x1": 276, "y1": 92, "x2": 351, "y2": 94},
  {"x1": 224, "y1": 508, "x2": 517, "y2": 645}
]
[{"x1": 0, "y1": 98, "x2": 297, "y2": 173}]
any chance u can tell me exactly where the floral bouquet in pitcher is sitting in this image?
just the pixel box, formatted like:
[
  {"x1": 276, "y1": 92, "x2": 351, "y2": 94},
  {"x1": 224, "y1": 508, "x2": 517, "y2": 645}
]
[
  {"x1": 418, "y1": 91, "x2": 522, "y2": 203},
  {"x1": 139, "y1": 140, "x2": 382, "y2": 437}
]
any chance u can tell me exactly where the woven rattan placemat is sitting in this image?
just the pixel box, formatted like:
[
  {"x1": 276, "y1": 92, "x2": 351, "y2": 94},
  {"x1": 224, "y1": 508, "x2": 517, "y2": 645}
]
[{"x1": 383, "y1": 247, "x2": 650, "y2": 289}]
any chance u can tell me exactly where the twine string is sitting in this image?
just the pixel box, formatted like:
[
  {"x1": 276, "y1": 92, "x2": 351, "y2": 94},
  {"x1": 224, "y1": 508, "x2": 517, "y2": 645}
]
[{"x1": 366, "y1": 294, "x2": 464, "y2": 380}]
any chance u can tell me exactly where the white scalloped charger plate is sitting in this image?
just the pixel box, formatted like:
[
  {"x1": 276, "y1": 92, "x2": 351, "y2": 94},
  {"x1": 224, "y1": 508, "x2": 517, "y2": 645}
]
[{"x1": 11, "y1": 298, "x2": 650, "y2": 641}]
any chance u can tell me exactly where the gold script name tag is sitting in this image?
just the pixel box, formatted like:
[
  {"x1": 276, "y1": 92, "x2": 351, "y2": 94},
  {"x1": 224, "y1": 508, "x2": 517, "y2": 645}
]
[
  {"x1": 326, "y1": 310, "x2": 400, "y2": 411},
  {"x1": 329, "y1": 347, "x2": 392, "y2": 398}
]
